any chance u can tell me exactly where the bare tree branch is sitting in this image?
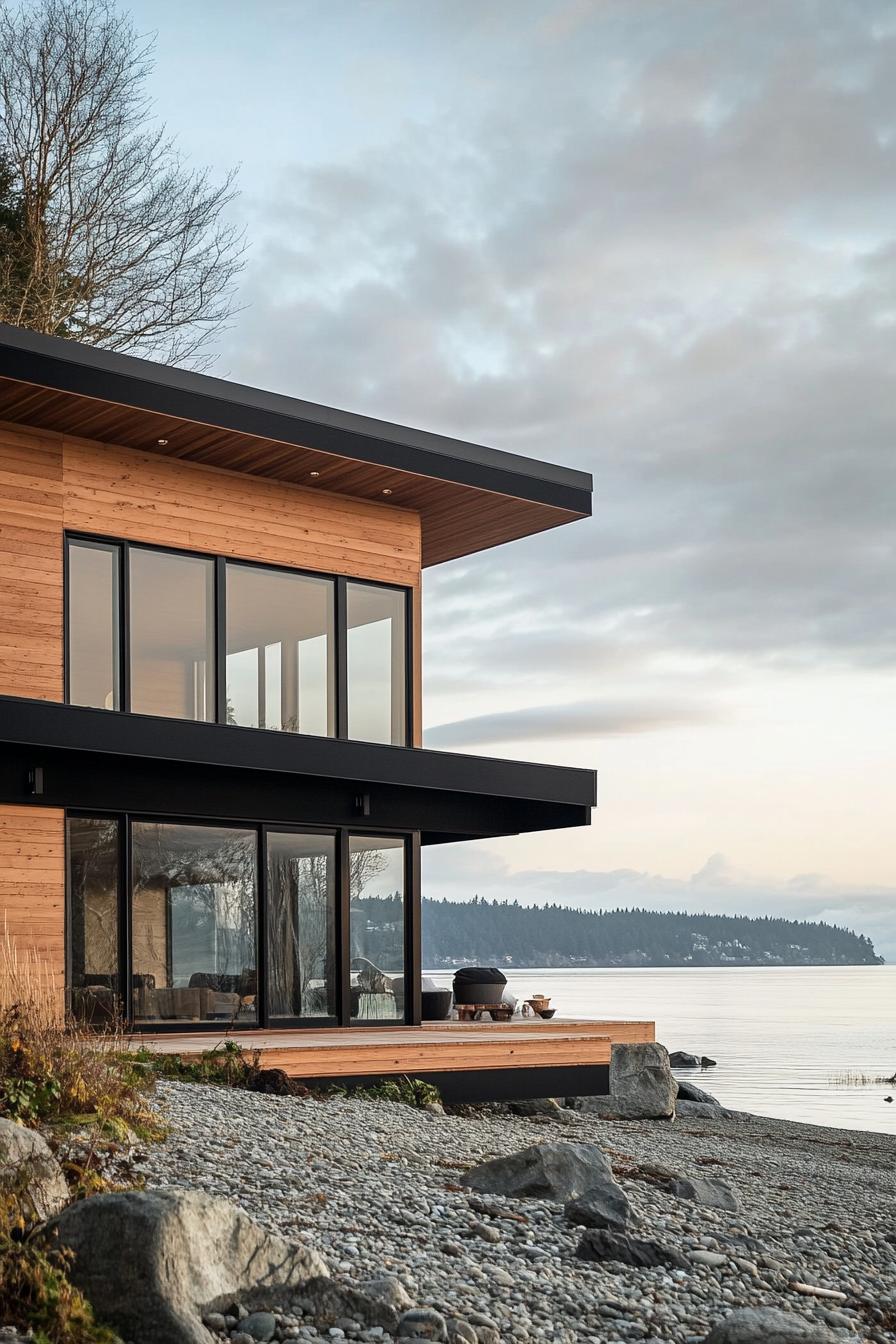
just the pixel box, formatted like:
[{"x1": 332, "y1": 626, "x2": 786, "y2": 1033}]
[{"x1": 0, "y1": 0, "x2": 244, "y2": 366}]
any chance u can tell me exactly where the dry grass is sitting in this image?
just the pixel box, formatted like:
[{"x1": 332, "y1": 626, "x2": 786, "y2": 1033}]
[{"x1": 0, "y1": 923, "x2": 163, "y2": 1140}]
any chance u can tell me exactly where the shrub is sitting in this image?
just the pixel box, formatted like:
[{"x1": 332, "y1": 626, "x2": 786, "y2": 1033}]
[
  {"x1": 0, "y1": 1209, "x2": 120, "y2": 1344},
  {"x1": 0, "y1": 926, "x2": 163, "y2": 1142}
]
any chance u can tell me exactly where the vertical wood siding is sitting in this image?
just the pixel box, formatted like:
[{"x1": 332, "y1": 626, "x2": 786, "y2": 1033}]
[
  {"x1": 0, "y1": 805, "x2": 66, "y2": 993},
  {"x1": 0, "y1": 425, "x2": 64, "y2": 701}
]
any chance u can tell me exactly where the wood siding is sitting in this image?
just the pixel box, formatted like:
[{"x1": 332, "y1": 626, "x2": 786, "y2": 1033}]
[
  {"x1": 0, "y1": 805, "x2": 66, "y2": 993},
  {"x1": 0, "y1": 424, "x2": 64, "y2": 701},
  {"x1": 0, "y1": 422, "x2": 423, "y2": 741}
]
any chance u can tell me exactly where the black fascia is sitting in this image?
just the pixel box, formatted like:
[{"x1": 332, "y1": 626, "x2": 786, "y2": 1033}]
[
  {"x1": 0, "y1": 696, "x2": 596, "y2": 810},
  {"x1": 0, "y1": 324, "x2": 593, "y2": 516}
]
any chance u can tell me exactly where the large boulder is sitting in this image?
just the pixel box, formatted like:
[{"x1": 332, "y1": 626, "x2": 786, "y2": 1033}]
[
  {"x1": 609, "y1": 1042, "x2": 676, "y2": 1118},
  {"x1": 675, "y1": 1078, "x2": 721, "y2": 1105},
  {"x1": 703, "y1": 1307, "x2": 840, "y2": 1343},
  {"x1": 46, "y1": 1188, "x2": 328, "y2": 1344},
  {"x1": 564, "y1": 1175, "x2": 631, "y2": 1230},
  {"x1": 576, "y1": 1228, "x2": 689, "y2": 1270},
  {"x1": 0, "y1": 1117, "x2": 69, "y2": 1222},
  {"x1": 669, "y1": 1051, "x2": 701, "y2": 1068},
  {"x1": 670, "y1": 1175, "x2": 741, "y2": 1212},
  {"x1": 461, "y1": 1141, "x2": 614, "y2": 1203},
  {"x1": 295, "y1": 1277, "x2": 402, "y2": 1331},
  {"x1": 677, "y1": 1100, "x2": 740, "y2": 1120}
]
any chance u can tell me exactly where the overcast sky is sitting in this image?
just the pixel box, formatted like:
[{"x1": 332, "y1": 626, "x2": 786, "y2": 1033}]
[{"x1": 128, "y1": 0, "x2": 895, "y2": 957}]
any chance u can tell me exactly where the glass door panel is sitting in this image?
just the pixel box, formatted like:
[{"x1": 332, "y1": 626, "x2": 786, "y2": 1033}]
[
  {"x1": 349, "y1": 834, "x2": 406, "y2": 1022},
  {"x1": 131, "y1": 821, "x2": 258, "y2": 1024},
  {"x1": 266, "y1": 831, "x2": 337, "y2": 1021}
]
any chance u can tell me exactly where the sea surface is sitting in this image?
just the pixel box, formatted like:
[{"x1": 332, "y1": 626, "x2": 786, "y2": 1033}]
[{"x1": 427, "y1": 964, "x2": 896, "y2": 1135}]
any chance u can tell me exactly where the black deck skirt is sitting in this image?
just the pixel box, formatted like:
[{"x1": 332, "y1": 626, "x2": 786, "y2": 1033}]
[{"x1": 295, "y1": 1063, "x2": 610, "y2": 1105}]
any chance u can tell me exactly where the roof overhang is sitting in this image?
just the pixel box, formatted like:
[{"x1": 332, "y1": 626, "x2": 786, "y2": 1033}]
[
  {"x1": 0, "y1": 697, "x2": 595, "y2": 844},
  {"x1": 0, "y1": 324, "x2": 592, "y2": 566}
]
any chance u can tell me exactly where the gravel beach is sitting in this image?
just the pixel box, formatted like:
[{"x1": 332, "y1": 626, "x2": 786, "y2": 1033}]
[{"x1": 138, "y1": 1081, "x2": 896, "y2": 1344}]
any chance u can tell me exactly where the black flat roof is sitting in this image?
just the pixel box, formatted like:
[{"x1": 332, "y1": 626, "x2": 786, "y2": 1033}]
[{"x1": 0, "y1": 323, "x2": 592, "y2": 514}]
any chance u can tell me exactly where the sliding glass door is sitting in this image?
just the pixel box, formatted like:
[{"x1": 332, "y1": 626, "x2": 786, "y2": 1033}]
[
  {"x1": 67, "y1": 814, "x2": 411, "y2": 1029},
  {"x1": 349, "y1": 834, "x2": 407, "y2": 1022},
  {"x1": 266, "y1": 831, "x2": 337, "y2": 1022},
  {"x1": 130, "y1": 822, "x2": 258, "y2": 1025}
]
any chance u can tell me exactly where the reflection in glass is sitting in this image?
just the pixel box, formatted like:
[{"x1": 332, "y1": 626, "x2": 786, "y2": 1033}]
[
  {"x1": 226, "y1": 564, "x2": 334, "y2": 735},
  {"x1": 67, "y1": 816, "x2": 120, "y2": 1025},
  {"x1": 131, "y1": 822, "x2": 257, "y2": 1023},
  {"x1": 267, "y1": 832, "x2": 336, "y2": 1020},
  {"x1": 347, "y1": 584, "x2": 407, "y2": 745},
  {"x1": 129, "y1": 548, "x2": 215, "y2": 721},
  {"x1": 349, "y1": 834, "x2": 405, "y2": 1021},
  {"x1": 67, "y1": 540, "x2": 120, "y2": 710}
]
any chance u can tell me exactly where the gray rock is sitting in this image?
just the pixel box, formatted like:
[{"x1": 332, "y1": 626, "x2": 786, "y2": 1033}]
[
  {"x1": 676, "y1": 1100, "x2": 739, "y2": 1119},
  {"x1": 701, "y1": 1056, "x2": 718, "y2": 1067},
  {"x1": 203, "y1": 1313, "x2": 228, "y2": 1332},
  {"x1": 691, "y1": 1250, "x2": 727, "y2": 1267},
  {"x1": 669, "y1": 1051, "x2": 701, "y2": 1068},
  {"x1": 446, "y1": 1324, "x2": 478, "y2": 1344},
  {"x1": 675, "y1": 1079, "x2": 722, "y2": 1106},
  {"x1": 466, "y1": 1314, "x2": 500, "y2": 1344},
  {"x1": 45, "y1": 1188, "x2": 328, "y2": 1344},
  {"x1": 241, "y1": 1313, "x2": 277, "y2": 1342},
  {"x1": 0, "y1": 1116, "x2": 69, "y2": 1222},
  {"x1": 356, "y1": 1276, "x2": 413, "y2": 1314},
  {"x1": 564, "y1": 1177, "x2": 631, "y2": 1231},
  {"x1": 504, "y1": 1097, "x2": 572, "y2": 1123},
  {"x1": 576, "y1": 1227, "x2": 689, "y2": 1270},
  {"x1": 397, "y1": 1308, "x2": 448, "y2": 1341},
  {"x1": 703, "y1": 1306, "x2": 839, "y2": 1342},
  {"x1": 461, "y1": 1140, "x2": 615, "y2": 1203},
  {"x1": 298, "y1": 1279, "x2": 401, "y2": 1332},
  {"x1": 609, "y1": 1042, "x2": 676, "y2": 1118},
  {"x1": 671, "y1": 1176, "x2": 741, "y2": 1212}
]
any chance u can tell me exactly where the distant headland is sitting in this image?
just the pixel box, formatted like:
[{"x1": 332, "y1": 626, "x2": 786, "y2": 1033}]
[{"x1": 421, "y1": 897, "x2": 884, "y2": 968}]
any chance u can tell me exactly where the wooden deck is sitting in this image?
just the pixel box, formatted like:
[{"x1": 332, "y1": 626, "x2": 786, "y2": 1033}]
[{"x1": 137, "y1": 1018, "x2": 655, "y2": 1083}]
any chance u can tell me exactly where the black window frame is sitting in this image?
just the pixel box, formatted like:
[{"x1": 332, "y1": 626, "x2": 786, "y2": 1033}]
[
  {"x1": 63, "y1": 532, "x2": 414, "y2": 747},
  {"x1": 65, "y1": 807, "x2": 418, "y2": 1032}
]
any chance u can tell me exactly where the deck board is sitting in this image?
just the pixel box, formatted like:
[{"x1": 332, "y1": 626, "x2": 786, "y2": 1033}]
[{"x1": 137, "y1": 1018, "x2": 655, "y2": 1079}]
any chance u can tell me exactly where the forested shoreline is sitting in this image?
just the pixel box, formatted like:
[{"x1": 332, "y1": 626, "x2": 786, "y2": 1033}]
[{"x1": 417, "y1": 897, "x2": 883, "y2": 967}]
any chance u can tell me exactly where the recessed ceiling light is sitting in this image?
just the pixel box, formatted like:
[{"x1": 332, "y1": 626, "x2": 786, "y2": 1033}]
[
  {"x1": 309, "y1": 470, "x2": 320, "y2": 478},
  {"x1": 382, "y1": 488, "x2": 393, "y2": 496},
  {"x1": 157, "y1": 438, "x2": 168, "y2": 446}
]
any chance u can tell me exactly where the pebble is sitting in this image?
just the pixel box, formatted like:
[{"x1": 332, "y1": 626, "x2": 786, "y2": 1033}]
[{"x1": 137, "y1": 1081, "x2": 896, "y2": 1344}]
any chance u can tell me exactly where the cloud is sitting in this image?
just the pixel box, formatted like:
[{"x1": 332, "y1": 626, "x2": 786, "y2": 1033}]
[
  {"x1": 425, "y1": 695, "x2": 716, "y2": 748},
  {"x1": 223, "y1": 0, "x2": 896, "y2": 693},
  {"x1": 422, "y1": 847, "x2": 896, "y2": 960}
]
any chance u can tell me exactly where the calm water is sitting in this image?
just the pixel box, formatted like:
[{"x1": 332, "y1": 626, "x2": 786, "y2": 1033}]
[{"x1": 427, "y1": 965, "x2": 896, "y2": 1135}]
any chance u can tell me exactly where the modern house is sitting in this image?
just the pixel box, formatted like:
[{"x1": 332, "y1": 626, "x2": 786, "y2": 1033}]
[{"x1": 0, "y1": 322, "x2": 652, "y2": 1099}]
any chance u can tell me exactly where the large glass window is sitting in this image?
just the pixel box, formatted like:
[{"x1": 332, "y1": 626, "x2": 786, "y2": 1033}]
[
  {"x1": 226, "y1": 564, "x2": 334, "y2": 735},
  {"x1": 347, "y1": 583, "x2": 407, "y2": 745},
  {"x1": 65, "y1": 538, "x2": 411, "y2": 744},
  {"x1": 266, "y1": 831, "x2": 336, "y2": 1020},
  {"x1": 67, "y1": 540, "x2": 120, "y2": 710},
  {"x1": 131, "y1": 821, "x2": 258, "y2": 1024},
  {"x1": 129, "y1": 548, "x2": 215, "y2": 721},
  {"x1": 67, "y1": 816, "x2": 120, "y2": 1025},
  {"x1": 349, "y1": 834, "x2": 406, "y2": 1022}
]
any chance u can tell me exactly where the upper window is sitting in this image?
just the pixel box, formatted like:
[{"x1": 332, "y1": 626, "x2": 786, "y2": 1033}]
[
  {"x1": 67, "y1": 540, "x2": 120, "y2": 710},
  {"x1": 130, "y1": 549, "x2": 215, "y2": 722},
  {"x1": 64, "y1": 537, "x2": 410, "y2": 745},
  {"x1": 226, "y1": 563, "x2": 334, "y2": 736},
  {"x1": 347, "y1": 581, "x2": 407, "y2": 746}
]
